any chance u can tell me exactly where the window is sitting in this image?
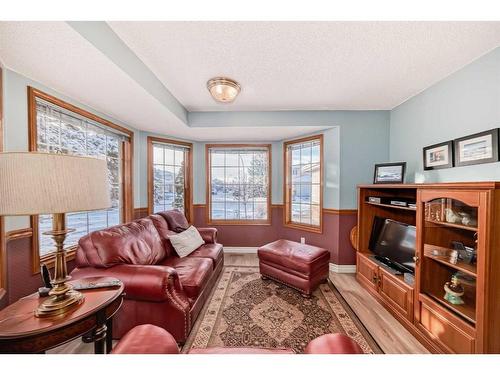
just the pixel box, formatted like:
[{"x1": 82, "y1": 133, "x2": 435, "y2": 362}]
[
  {"x1": 284, "y1": 135, "x2": 323, "y2": 232},
  {"x1": 207, "y1": 145, "x2": 271, "y2": 224},
  {"x1": 28, "y1": 87, "x2": 133, "y2": 271},
  {"x1": 147, "y1": 137, "x2": 192, "y2": 221}
]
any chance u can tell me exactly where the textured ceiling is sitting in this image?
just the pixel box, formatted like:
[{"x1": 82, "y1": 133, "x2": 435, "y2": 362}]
[
  {"x1": 1, "y1": 21, "x2": 500, "y2": 141},
  {"x1": 109, "y1": 21, "x2": 500, "y2": 111}
]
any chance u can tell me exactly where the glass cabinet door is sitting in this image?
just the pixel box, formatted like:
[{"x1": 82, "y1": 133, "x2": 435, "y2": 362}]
[{"x1": 419, "y1": 196, "x2": 479, "y2": 325}]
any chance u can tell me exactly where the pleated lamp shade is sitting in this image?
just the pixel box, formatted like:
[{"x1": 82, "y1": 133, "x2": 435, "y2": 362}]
[{"x1": 0, "y1": 152, "x2": 111, "y2": 215}]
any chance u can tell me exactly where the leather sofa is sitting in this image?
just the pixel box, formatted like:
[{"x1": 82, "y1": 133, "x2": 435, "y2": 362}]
[
  {"x1": 70, "y1": 210, "x2": 223, "y2": 343},
  {"x1": 111, "y1": 324, "x2": 364, "y2": 354}
]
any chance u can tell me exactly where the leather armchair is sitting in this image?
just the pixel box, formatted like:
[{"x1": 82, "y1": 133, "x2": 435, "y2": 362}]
[{"x1": 112, "y1": 325, "x2": 365, "y2": 354}]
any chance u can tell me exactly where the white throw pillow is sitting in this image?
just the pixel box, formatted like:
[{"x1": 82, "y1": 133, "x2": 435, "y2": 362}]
[{"x1": 169, "y1": 226, "x2": 205, "y2": 258}]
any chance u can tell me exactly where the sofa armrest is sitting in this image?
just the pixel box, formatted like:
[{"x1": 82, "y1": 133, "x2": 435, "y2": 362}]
[
  {"x1": 111, "y1": 324, "x2": 180, "y2": 354},
  {"x1": 197, "y1": 227, "x2": 217, "y2": 243},
  {"x1": 304, "y1": 333, "x2": 364, "y2": 354},
  {"x1": 70, "y1": 264, "x2": 188, "y2": 304}
]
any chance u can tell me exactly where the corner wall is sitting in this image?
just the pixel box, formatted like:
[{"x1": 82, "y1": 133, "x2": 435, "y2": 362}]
[{"x1": 390, "y1": 47, "x2": 500, "y2": 182}]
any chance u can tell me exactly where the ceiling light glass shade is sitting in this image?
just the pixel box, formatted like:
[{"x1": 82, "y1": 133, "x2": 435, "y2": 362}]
[{"x1": 207, "y1": 77, "x2": 241, "y2": 103}]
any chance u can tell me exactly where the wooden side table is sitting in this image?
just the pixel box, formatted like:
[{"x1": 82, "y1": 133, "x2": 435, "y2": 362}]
[{"x1": 0, "y1": 277, "x2": 124, "y2": 354}]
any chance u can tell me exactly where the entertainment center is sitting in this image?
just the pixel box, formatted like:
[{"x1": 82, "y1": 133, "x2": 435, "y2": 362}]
[{"x1": 356, "y1": 182, "x2": 500, "y2": 354}]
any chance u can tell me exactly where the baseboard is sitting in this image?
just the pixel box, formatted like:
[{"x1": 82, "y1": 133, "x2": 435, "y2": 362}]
[
  {"x1": 224, "y1": 247, "x2": 258, "y2": 254},
  {"x1": 329, "y1": 263, "x2": 356, "y2": 273}
]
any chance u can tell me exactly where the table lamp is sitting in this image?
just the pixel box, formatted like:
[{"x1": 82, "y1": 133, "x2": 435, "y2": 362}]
[{"x1": 0, "y1": 152, "x2": 110, "y2": 317}]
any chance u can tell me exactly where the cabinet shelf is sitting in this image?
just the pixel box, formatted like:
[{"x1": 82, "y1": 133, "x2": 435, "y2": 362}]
[
  {"x1": 424, "y1": 291, "x2": 476, "y2": 325},
  {"x1": 425, "y1": 219, "x2": 477, "y2": 232},
  {"x1": 365, "y1": 201, "x2": 416, "y2": 212},
  {"x1": 423, "y1": 244, "x2": 477, "y2": 277}
]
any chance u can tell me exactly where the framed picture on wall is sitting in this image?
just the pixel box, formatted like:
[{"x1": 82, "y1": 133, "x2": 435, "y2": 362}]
[
  {"x1": 454, "y1": 129, "x2": 499, "y2": 167},
  {"x1": 373, "y1": 162, "x2": 406, "y2": 184},
  {"x1": 423, "y1": 141, "x2": 454, "y2": 170}
]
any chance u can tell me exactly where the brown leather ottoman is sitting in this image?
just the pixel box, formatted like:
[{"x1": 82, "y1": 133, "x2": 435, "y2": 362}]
[{"x1": 257, "y1": 239, "x2": 330, "y2": 296}]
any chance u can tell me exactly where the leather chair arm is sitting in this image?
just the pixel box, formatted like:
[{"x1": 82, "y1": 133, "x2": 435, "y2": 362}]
[
  {"x1": 111, "y1": 324, "x2": 180, "y2": 354},
  {"x1": 70, "y1": 264, "x2": 188, "y2": 304},
  {"x1": 197, "y1": 227, "x2": 217, "y2": 243},
  {"x1": 304, "y1": 333, "x2": 364, "y2": 354}
]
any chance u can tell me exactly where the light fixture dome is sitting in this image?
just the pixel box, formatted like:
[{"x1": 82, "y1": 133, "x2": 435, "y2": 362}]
[{"x1": 207, "y1": 77, "x2": 241, "y2": 103}]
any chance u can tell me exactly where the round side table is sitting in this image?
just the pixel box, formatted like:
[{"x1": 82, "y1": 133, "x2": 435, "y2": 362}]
[{"x1": 0, "y1": 277, "x2": 124, "y2": 354}]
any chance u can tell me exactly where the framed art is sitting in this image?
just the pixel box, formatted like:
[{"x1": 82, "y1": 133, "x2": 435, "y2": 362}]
[
  {"x1": 373, "y1": 162, "x2": 406, "y2": 184},
  {"x1": 454, "y1": 128, "x2": 499, "y2": 167},
  {"x1": 423, "y1": 140, "x2": 454, "y2": 170}
]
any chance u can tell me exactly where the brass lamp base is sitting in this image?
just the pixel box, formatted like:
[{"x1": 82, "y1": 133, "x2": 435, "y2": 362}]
[
  {"x1": 35, "y1": 290, "x2": 84, "y2": 318},
  {"x1": 35, "y1": 212, "x2": 85, "y2": 318}
]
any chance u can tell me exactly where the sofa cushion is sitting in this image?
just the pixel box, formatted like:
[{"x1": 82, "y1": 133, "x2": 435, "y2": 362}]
[
  {"x1": 149, "y1": 214, "x2": 177, "y2": 258},
  {"x1": 161, "y1": 257, "x2": 213, "y2": 299},
  {"x1": 169, "y1": 226, "x2": 205, "y2": 258},
  {"x1": 75, "y1": 218, "x2": 166, "y2": 268},
  {"x1": 188, "y1": 243, "x2": 223, "y2": 269},
  {"x1": 158, "y1": 209, "x2": 189, "y2": 233}
]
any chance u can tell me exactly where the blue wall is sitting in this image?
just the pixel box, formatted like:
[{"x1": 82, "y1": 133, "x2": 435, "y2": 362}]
[{"x1": 390, "y1": 47, "x2": 500, "y2": 182}]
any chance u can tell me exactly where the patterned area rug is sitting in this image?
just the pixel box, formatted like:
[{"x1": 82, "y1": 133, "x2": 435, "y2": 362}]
[{"x1": 183, "y1": 266, "x2": 382, "y2": 353}]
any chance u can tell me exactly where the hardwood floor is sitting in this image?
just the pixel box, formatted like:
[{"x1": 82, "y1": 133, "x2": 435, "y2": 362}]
[
  {"x1": 49, "y1": 253, "x2": 427, "y2": 354},
  {"x1": 330, "y1": 272, "x2": 429, "y2": 354}
]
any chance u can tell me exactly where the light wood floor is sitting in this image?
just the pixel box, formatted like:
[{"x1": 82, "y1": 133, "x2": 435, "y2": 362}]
[{"x1": 50, "y1": 253, "x2": 428, "y2": 354}]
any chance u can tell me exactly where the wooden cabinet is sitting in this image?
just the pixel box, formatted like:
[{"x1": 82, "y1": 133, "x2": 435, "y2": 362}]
[
  {"x1": 378, "y1": 267, "x2": 413, "y2": 323},
  {"x1": 356, "y1": 253, "x2": 379, "y2": 291},
  {"x1": 356, "y1": 253, "x2": 414, "y2": 323},
  {"x1": 357, "y1": 182, "x2": 500, "y2": 353}
]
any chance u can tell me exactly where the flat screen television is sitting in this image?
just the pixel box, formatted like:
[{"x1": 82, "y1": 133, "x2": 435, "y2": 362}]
[{"x1": 368, "y1": 216, "x2": 416, "y2": 274}]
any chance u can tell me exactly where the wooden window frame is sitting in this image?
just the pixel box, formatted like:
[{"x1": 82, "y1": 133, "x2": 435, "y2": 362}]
[
  {"x1": 147, "y1": 136, "x2": 193, "y2": 223},
  {"x1": 206, "y1": 144, "x2": 272, "y2": 226},
  {"x1": 283, "y1": 134, "x2": 324, "y2": 234},
  {"x1": 28, "y1": 87, "x2": 134, "y2": 274}
]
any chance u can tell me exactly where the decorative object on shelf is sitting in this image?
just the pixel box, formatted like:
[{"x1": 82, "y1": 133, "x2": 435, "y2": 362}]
[
  {"x1": 444, "y1": 207, "x2": 461, "y2": 224},
  {"x1": 449, "y1": 250, "x2": 459, "y2": 264},
  {"x1": 207, "y1": 77, "x2": 241, "y2": 103},
  {"x1": 454, "y1": 128, "x2": 499, "y2": 167},
  {"x1": 0, "y1": 152, "x2": 110, "y2": 318},
  {"x1": 423, "y1": 140, "x2": 454, "y2": 170},
  {"x1": 444, "y1": 274, "x2": 465, "y2": 305},
  {"x1": 458, "y1": 212, "x2": 476, "y2": 226},
  {"x1": 430, "y1": 247, "x2": 448, "y2": 257},
  {"x1": 373, "y1": 162, "x2": 406, "y2": 184},
  {"x1": 451, "y1": 241, "x2": 477, "y2": 264}
]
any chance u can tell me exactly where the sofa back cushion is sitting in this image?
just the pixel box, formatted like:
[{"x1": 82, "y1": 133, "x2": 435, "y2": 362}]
[
  {"x1": 158, "y1": 209, "x2": 189, "y2": 233},
  {"x1": 149, "y1": 214, "x2": 177, "y2": 257},
  {"x1": 75, "y1": 218, "x2": 166, "y2": 268}
]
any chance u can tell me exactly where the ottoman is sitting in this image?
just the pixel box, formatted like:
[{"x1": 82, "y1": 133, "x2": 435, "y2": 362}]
[{"x1": 257, "y1": 239, "x2": 330, "y2": 296}]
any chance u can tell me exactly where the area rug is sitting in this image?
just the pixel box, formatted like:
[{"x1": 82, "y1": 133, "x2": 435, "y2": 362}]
[{"x1": 183, "y1": 266, "x2": 382, "y2": 353}]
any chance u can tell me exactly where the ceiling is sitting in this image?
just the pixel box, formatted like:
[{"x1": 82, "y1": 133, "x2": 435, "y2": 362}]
[
  {"x1": 0, "y1": 21, "x2": 500, "y2": 141},
  {"x1": 109, "y1": 21, "x2": 500, "y2": 111}
]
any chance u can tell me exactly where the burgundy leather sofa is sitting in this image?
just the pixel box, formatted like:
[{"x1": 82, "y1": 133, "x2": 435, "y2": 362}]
[
  {"x1": 111, "y1": 324, "x2": 364, "y2": 354},
  {"x1": 70, "y1": 210, "x2": 223, "y2": 343}
]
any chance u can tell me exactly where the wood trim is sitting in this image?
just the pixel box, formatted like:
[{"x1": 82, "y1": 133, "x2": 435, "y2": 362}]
[
  {"x1": 28, "y1": 87, "x2": 134, "y2": 274},
  {"x1": 147, "y1": 136, "x2": 193, "y2": 222},
  {"x1": 323, "y1": 208, "x2": 358, "y2": 215},
  {"x1": 205, "y1": 144, "x2": 272, "y2": 225},
  {"x1": 193, "y1": 204, "x2": 206, "y2": 209},
  {"x1": 133, "y1": 207, "x2": 149, "y2": 220},
  {"x1": 271, "y1": 204, "x2": 283, "y2": 209},
  {"x1": 283, "y1": 134, "x2": 324, "y2": 233},
  {"x1": 5, "y1": 228, "x2": 33, "y2": 242}
]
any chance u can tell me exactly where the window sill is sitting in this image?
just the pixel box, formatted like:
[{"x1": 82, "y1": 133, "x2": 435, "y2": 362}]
[
  {"x1": 283, "y1": 221, "x2": 323, "y2": 234},
  {"x1": 35, "y1": 245, "x2": 77, "y2": 274},
  {"x1": 207, "y1": 219, "x2": 271, "y2": 226}
]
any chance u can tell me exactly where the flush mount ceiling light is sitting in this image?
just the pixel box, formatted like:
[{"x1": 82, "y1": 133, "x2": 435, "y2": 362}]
[{"x1": 207, "y1": 77, "x2": 241, "y2": 103}]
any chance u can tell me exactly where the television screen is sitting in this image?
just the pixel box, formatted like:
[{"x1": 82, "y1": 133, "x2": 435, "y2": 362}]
[{"x1": 369, "y1": 217, "x2": 416, "y2": 272}]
